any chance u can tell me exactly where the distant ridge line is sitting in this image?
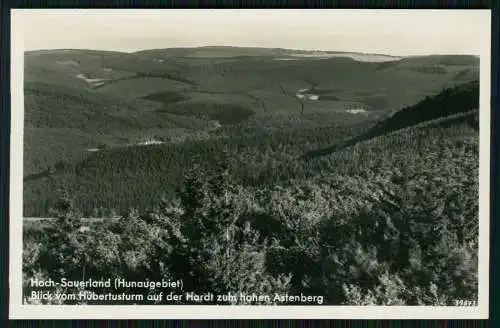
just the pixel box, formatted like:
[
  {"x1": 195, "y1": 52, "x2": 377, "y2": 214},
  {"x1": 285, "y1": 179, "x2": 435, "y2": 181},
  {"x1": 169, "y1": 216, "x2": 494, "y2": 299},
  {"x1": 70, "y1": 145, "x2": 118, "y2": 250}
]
[{"x1": 24, "y1": 47, "x2": 479, "y2": 59}]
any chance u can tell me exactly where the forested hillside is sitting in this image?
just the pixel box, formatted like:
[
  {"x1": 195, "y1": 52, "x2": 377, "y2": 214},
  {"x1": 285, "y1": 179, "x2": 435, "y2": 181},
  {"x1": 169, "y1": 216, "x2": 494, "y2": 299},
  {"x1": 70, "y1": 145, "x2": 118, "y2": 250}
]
[
  {"x1": 23, "y1": 105, "x2": 479, "y2": 305},
  {"x1": 302, "y1": 80, "x2": 479, "y2": 158},
  {"x1": 23, "y1": 49, "x2": 478, "y2": 175},
  {"x1": 23, "y1": 78, "x2": 479, "y2": 217}
]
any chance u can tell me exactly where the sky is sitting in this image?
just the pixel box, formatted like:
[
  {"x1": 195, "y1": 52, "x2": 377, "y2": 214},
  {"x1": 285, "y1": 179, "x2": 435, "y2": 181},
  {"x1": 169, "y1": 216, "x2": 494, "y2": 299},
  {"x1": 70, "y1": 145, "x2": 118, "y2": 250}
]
[{"x1": 13, "y1": 9, "x2": 491, "y2": 56}]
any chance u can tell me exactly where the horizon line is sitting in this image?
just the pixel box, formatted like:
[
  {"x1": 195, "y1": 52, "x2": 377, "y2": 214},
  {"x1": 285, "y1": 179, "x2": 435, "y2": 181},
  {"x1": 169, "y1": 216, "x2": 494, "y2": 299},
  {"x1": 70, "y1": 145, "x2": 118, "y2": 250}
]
[{"x1": 23, "y1": 46, "x2": 480, "y2": 58}]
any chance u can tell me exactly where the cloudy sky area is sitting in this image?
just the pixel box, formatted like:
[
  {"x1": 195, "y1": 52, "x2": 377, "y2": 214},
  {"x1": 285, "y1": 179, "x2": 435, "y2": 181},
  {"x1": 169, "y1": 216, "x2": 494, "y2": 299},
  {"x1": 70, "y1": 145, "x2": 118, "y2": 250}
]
[{"x1": 14, "y1": 9, "x2": 490, "y2": 56}]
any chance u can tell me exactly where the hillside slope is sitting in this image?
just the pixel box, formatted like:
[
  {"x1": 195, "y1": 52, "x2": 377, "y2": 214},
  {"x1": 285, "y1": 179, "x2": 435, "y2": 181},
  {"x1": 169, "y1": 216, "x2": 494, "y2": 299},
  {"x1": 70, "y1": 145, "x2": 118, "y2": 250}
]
[
  {"x1": 23, "y1": 48, "x2": 480, "y2": 215},
  {"x1": 23, "y1": 89, "x2": 480, "y2": 217},
  {"x1": 301, "y1": 80, "x2": 479, "y2": 159},
  {"x1": 23, "y1": 49, "x2": 479, "y2": 172}
]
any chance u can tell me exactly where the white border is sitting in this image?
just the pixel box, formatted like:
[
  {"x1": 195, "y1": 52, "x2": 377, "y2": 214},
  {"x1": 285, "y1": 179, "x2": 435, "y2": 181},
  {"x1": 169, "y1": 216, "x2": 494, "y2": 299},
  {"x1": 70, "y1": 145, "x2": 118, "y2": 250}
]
[{"x1": 9, "y1": 9, "x2": 492, "y2": 319}]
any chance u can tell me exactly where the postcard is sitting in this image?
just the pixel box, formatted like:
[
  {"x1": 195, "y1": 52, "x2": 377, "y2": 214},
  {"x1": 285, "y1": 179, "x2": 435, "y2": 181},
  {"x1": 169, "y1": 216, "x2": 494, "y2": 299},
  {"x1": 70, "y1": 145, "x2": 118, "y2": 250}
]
[{"x1": 9, "y1": 8, "x2": 491, "y2": 319}]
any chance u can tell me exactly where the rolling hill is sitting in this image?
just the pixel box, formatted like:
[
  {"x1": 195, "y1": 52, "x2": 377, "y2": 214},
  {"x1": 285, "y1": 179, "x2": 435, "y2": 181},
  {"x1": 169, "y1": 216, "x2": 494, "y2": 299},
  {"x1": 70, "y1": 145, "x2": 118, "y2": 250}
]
[
  {"x1": 301, "y1": 80, "x2": 479, "y2": 158},
  {"x1": 23, "y1": 52, "x2": 480, "y2": 217}
]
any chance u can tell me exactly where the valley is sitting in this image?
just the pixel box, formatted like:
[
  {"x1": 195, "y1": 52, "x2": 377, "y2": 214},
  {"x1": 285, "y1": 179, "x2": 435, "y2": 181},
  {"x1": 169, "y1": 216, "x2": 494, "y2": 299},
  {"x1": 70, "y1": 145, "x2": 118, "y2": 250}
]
[{"x1": 23, "y1": 46, "x2": 478, "y2": 180}]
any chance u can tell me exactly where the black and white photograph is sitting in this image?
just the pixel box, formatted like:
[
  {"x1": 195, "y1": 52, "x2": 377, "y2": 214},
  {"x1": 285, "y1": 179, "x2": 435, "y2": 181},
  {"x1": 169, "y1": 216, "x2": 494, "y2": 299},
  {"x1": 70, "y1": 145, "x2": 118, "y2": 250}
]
[{"x1": 9, "y1": 9, "x2": 491, "y2": 319}]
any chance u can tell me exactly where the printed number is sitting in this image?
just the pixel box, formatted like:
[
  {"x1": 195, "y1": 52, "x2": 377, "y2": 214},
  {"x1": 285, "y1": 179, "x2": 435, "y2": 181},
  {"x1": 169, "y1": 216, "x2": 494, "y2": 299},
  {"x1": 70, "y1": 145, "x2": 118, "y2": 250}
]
[{"x1": 454, "y1": 300, "x2": 477, "y2": 306}]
